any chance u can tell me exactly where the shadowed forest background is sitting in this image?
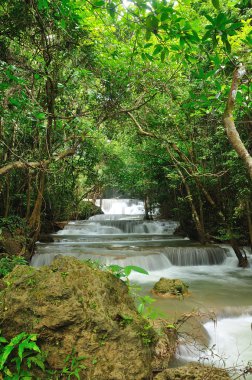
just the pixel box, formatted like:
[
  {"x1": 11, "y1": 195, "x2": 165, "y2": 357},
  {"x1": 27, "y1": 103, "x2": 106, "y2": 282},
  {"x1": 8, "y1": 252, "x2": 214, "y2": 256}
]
[{"x1": 0, "y1": 0, "x2": 251, "y2": 258}]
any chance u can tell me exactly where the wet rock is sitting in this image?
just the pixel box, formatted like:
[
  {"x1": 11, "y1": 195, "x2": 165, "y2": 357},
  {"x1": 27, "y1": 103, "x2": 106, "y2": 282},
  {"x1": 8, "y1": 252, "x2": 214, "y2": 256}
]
[
  {"x1": 151, "y1": 319, "x2": 178, "y2": 372},
  {"x1": 152, "y1": 278, "x2": 189, "y2": 298},
  {"x1": 176, "y1": 314, "x2": 210, "y2": 348},
  {"x1": 0, "y1": 256, "x2": 156, "y2": 380},
  {"x1": 155, "y1": 362, "x2": 231, "y2": 379}
]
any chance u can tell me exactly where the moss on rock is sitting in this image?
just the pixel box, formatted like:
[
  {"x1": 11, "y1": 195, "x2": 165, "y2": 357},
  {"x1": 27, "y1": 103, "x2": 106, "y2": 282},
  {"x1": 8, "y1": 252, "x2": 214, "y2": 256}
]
[
  {"x1": 152, "y1": 278, "x2": 189, "y2": 298},
  {"x1": 0, "y1": 256, "x2": 156, "y2": 380},
  {"x1": 155, "y1": 362, "x2": 231, "y2": 380}
]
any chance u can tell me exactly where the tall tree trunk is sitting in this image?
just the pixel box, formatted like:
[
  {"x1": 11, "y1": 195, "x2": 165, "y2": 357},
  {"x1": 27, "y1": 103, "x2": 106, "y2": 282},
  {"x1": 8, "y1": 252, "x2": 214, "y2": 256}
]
[
  {"x1": 144, "y1": 195, "x2": 151, "y2": 220},
  {"x1": 224, "y1": 65, "x2": 252, "y2": 179},
  {"x1": 26, "y1": 170, "x2": 32, "y2": 221},
  {"x1": 28, "y1": 171, "x2": 45, "y2": 255}
]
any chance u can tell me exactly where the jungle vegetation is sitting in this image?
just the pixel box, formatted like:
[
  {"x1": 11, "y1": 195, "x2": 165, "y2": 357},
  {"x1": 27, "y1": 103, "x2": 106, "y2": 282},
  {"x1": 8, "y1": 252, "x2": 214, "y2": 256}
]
[{"x1": 0, "y1": 0, "x2": 251, "y2": 262}]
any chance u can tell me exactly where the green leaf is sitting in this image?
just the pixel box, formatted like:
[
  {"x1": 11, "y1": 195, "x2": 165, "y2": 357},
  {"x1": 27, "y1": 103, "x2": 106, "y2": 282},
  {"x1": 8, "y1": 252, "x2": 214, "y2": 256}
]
[
  {"x1": 93, "y1": 0, "x2": 105, "y2": 7},
  {"x1": 153, "y1": 44, "x2": 163, "y2": 55},
  {"x1": 35, "y1": 112, "x2": 46, "y2": 120},
  {"x1": 144, "y1": 43, "x2": 153, "y2": 49},
  {"x1": 211, "y1": 0, "x2": 220, "y2": 10},
  {"x1": 8, "y1": 98, "x2": 20, "y2": 107},
  {"x1": 216, "y1": 12, "x2": 227, "y2": 27},
  {"x1": 60, "y1": 19, "x2": 67, "y2": 29},
  {"x1": 145, "y1": 30, "x2": 152, "y2": 41},
  {"x1": 228, "y1": 22, "x2": 243, "y2": 31},
  {"x1": 146, "y1": 14, "x2": 159, "y2": 34},
  {"x1": 18, "y1": 339, "x2": 40, "y2": 361},
  {"x1": 124, "y1": 266, "x2": 149, "y2": 275},
  {"x1": 27, "y1": 356, "x2": 45, "y2": 371},
  {"x1": 0, "y1": 82, "x2": 10, "y2": 90},
  {"x1": 137, "y1": 303, "x2": 145, "y2": 314},
  {"x1": 145, "y1": 53, "x2": 154, "y2": 61},
  {"x1": 161, "y1": 50, "x2": 166, "y2": 62},
  {"x1": 205, "y1": 14, "x2": 214, "y2": 23},
  {"x1": 107, "y1": 2, "x2": 116, "y2": 18},
  {"x1": 180, "y1": 37, "x2": 185, "y2": 48},
  {"x1": 38, "y1": 0, "x2": 49, "y2": 10},
  {"x1": 161, "y1": 12, "x2": 169, "y2": 22},
  {"x1": 224, "y1": 38, "x2": 231, "y2": 53},
  {"x1": 141, "y1": 52, "x2": 147, "y2": 61},
  {"x1": 202, "y1": 30, "x2": 212, "y2": 41},
  {"x1": 0, "y1": 333, "x2": 26, "y2": 369}
]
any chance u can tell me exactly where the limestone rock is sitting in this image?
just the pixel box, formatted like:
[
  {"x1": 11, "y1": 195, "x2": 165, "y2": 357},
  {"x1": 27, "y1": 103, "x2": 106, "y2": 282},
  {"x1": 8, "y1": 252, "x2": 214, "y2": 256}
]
[
  {"x1": 152, "y1": 278, "x2": 189, "y2": 297},
  {"x1": 151, "y1": 319, "x2": 178, "y2": 372},
  {"x1": 0, "y1": 257, "x2": 156, "y2": 380},
  {"x1": 155, "y1": 362, "x2": 231, "y2": 380}
]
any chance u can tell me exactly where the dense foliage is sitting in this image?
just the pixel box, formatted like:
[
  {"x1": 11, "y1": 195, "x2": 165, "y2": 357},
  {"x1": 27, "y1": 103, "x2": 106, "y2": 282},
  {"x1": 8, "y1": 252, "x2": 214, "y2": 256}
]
[{"x1": 0, "y1": 0, "x2": 251, "y2": 253}]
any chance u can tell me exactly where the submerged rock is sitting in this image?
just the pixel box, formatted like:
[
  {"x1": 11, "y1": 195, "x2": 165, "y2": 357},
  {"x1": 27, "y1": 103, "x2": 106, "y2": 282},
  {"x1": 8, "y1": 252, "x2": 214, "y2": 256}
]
[
  {"x1": 0, "y1": 257, "x2": 156, "y2": 380},
  {"x1": 155, "y1": 362, "x2": 231, "y2": 379},
  {"x1": 152, "y1": 278, "x2": 189, "y2": 298}
]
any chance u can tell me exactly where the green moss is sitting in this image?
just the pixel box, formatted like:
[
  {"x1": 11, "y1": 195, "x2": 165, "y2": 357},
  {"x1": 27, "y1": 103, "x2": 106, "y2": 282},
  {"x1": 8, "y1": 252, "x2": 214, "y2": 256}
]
[{"x1": 153, "y1": 278, "x2": 189, "y2": 296}]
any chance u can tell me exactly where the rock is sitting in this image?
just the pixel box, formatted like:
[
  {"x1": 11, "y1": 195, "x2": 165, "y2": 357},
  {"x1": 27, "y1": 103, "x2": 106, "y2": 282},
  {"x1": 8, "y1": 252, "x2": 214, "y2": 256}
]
[
  {"x1": 0, "y1": 229, "x2": 26, "y2": 256},
  {"x1": 0, "y1": 256, "x2": 157, "y2": 380},
  {"x1": 152, "y1": 278, "x2": 189, "y2": 298},
  {"x1": 151, "y1": 319, "x2": 178, "y2": 372},
  {"x1": 155, "y1": 362, "x2": 231, "y2": 380},
  {"x1": 176, "y1": 314, "x2": 210, "y2": 348}
]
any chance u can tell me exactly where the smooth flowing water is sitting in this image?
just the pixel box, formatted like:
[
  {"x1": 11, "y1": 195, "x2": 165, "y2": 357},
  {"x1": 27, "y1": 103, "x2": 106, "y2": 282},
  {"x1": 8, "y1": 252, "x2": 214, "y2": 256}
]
[{"x1": 32, "y1": 199, "x2": 252, "y2": 378}]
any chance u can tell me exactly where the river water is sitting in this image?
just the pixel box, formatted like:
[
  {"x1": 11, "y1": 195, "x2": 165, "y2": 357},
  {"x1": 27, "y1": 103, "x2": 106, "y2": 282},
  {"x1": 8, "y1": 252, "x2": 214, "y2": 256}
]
[{"x1": 32, "y1": 199, "x2": 252, "y2": 378}]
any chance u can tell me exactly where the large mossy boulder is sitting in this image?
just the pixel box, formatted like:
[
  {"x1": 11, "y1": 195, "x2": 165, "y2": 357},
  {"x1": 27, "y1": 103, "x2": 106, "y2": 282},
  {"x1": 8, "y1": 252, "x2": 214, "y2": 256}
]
[
  {"x1": 152, "y1": 278, "x2": 189, "y2": 298},
  {"x1": 0, "y1": 257, "x2": 156, "y2": 380},
  {"x1": 155, "y1": 363, "x2": 231, "y2": 380}
]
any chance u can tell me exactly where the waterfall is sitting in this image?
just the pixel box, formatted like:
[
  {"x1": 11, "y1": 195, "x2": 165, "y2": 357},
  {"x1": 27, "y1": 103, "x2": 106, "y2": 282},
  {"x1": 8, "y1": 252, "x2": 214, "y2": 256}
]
[
  {"x1": 177, "y1": 315, "x2": 252, "y2": 379},
  {"x1": 31, "y1": 198, "x2": 252, "y2": 377},
  {"x1": 95, "y1": 198, "x2": 145, "y2": 215},
  {"x1": 163, "y1": 246, "x2": 226, "y2": 266},
  {"x1": 57, "y1": 219, "x2": 178, "y2": 235}
]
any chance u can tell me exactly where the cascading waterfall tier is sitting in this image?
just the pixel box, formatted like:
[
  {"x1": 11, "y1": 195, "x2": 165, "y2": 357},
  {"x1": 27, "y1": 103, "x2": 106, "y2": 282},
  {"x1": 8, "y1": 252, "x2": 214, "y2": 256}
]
[
  {"x1": 33, "y1": 205, "x2": 231, "y2": 271},
  {"x1": 163, "y1": 246, "x2": 226, "y2": 266},
  {"x1": 32, "y1": 198, "x2": 252, "y2": 378},
  {"x1": 94, "y1": 198, "x2": 145, "y2": 215}
]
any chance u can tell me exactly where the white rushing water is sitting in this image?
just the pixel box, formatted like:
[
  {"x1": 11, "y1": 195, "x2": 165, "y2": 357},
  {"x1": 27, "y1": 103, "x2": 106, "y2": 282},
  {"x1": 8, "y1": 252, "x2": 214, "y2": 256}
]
[
  {"x1": 33, "y1": 199, "x2": 252, "y2": 378},
  {"x1": 95, "y1": 198, "x2": 145, "y2": 215}
]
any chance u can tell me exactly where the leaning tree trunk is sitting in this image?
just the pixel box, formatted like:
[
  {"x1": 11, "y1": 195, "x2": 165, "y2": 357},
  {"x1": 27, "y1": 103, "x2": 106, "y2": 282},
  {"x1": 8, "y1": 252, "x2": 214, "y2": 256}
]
[
  {"x1": 230, "y1": 239, "x2": 249, "y2": 268},
  {"x1": 28, "y1": 171, "x2": 46, "y2": 256},
  {"x1": 224, "y1": 65, "x2": 252, "y2": 179}
]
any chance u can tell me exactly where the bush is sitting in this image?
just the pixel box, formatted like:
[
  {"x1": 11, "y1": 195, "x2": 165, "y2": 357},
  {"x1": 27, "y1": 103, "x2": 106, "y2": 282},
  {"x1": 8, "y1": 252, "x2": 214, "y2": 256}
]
[{"x1": 0, "y1": 256, "x2": 28, "y2": 278}]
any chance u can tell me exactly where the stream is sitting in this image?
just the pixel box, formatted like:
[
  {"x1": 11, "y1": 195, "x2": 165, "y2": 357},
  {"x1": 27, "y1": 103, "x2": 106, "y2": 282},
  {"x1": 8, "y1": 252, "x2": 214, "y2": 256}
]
[{"x1": 32, "y1": 199, "x2": 252, "y2": 378}]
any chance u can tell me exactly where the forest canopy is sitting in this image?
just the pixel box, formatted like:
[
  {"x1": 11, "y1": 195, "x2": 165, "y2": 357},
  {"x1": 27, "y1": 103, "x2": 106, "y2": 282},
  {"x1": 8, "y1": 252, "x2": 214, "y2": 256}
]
[{"x1": 0, "y1": 0, "x2": 251, "y2": 254}]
